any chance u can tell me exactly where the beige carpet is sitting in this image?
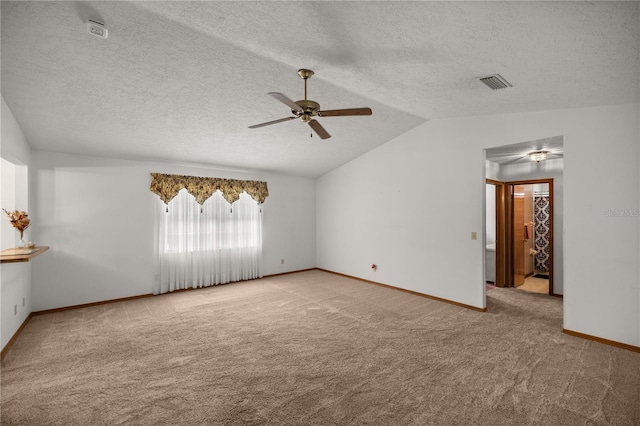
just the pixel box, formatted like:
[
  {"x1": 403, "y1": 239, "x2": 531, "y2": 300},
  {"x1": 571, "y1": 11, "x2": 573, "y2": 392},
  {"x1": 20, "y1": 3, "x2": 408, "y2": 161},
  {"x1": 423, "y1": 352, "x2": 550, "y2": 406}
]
[{"x1": 2, "y1": 270, "x2": 639, "y2": 425}]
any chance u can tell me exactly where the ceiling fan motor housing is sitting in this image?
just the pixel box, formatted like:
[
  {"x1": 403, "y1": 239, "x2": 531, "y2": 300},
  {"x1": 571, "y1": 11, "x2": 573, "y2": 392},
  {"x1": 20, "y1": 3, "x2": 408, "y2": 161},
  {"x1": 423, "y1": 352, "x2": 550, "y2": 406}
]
[{"x1": 294, "y1": 99, "x2": 320, "y2": 122}]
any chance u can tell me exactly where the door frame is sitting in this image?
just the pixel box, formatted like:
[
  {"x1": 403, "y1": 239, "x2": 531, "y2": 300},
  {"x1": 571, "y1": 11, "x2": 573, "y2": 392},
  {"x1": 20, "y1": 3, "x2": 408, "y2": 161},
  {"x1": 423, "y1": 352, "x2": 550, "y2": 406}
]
[
  {"x1": 486, "y1": 179, "x2": 506, "y2": 288},
  {"x1": 504, "y1": 178, "x2": 554, "y2": 295}
]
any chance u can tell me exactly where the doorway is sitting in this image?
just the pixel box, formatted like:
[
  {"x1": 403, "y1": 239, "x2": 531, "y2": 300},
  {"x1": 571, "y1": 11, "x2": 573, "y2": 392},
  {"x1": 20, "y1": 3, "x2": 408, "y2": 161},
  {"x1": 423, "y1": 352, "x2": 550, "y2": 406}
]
[
  {"x1": 505, "y1": 179, "x2": 554, "y2": 295},
  {"x1": 485, "y1": 178, "x2": 554, "y2": 295}
]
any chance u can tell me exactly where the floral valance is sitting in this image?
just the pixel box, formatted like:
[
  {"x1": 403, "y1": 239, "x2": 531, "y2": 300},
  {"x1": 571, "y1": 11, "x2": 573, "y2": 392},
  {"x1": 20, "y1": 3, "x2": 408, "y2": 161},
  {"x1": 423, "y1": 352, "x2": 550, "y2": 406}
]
[{"x1": 150, "y1": 173, "x2": 269, "y2": 205}]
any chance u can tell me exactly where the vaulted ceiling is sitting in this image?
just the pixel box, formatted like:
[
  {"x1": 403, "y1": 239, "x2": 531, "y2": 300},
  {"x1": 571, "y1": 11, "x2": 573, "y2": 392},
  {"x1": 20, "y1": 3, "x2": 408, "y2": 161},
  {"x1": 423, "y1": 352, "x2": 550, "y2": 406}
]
[{"x1": 2, "y1": 1, "x2": 638, "y2": 177}]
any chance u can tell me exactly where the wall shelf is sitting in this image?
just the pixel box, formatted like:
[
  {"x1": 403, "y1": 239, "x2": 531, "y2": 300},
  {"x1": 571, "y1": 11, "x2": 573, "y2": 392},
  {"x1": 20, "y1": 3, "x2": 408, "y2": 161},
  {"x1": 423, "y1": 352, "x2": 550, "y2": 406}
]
[{"x1": 0, "y1": 246, "x2": 49, "y2": 264}]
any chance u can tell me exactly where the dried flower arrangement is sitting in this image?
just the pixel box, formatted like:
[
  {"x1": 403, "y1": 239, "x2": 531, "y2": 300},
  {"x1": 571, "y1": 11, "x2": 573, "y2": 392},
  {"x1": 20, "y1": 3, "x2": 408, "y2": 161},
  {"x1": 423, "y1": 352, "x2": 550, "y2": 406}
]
[{"x1": 3, "y1": 209, "x2": 31, "y2": 240}]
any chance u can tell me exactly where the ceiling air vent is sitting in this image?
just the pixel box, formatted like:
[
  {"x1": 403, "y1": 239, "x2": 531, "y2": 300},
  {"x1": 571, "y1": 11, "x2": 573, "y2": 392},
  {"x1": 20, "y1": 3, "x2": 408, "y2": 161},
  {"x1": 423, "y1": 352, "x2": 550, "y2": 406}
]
[{"x1": 479, "y1": 74, "x2": 512, "y2": 90}]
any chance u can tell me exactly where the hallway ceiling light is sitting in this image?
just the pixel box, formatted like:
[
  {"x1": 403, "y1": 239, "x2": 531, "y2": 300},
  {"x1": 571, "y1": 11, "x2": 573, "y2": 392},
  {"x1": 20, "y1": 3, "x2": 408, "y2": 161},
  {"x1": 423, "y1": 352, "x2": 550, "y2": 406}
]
[{"x1": 529, "y1": 151, "x2": 549, "y2": 162}]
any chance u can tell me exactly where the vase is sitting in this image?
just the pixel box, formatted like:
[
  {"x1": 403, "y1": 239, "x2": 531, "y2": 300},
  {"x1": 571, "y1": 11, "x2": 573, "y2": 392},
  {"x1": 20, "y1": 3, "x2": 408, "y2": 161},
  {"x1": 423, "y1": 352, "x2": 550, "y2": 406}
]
[{"x1": 17, "y1": 230, "x2": 26, "y2": 248}]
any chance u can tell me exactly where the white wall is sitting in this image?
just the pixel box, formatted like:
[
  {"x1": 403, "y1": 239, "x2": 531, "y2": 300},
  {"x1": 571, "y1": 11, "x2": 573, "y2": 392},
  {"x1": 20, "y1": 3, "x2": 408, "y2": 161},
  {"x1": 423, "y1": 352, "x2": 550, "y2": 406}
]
[
  {"x1": 499, "y1": 158, "x2": 564, "y2": 294},
  {"x1": 485, "y1": 160, "x2": 500, "y2": 181},
  {"x1": 1, "y1": 159, "x2": 17, "y2": 250},
  {"x1": 1, "y1": 96, "x2": 33, "y2": 350},
  {"x1": 317, "y1": 103, "x2": 639, "y2": 347},
  {"x1": 485, "y1": 184, "x2": 496, "y2": 246},
  {"x1": 563, "y1": 105, "x2": 639, "y2": 346},
  {"x1": 31, "y1": 151, "x2": 316, "y2": 311}
]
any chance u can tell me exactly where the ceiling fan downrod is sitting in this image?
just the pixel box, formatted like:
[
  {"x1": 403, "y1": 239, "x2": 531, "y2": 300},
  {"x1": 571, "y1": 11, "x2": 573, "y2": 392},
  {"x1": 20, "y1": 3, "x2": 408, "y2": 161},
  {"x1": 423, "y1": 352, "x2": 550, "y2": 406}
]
[{"x1": 298, "y1": 69, "x2": 314, "y2": 101}]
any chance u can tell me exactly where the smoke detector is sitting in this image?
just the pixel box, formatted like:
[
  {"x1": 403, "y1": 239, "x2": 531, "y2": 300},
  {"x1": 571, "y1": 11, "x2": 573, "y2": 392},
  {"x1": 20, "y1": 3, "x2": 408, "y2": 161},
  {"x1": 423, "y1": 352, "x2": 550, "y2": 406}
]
[
  {"x1": 479, "y1": 74, "x2": 512, "y2": 90},
  {"x1": 87, "y1": 19, "x2": 108, "y2": 39}
]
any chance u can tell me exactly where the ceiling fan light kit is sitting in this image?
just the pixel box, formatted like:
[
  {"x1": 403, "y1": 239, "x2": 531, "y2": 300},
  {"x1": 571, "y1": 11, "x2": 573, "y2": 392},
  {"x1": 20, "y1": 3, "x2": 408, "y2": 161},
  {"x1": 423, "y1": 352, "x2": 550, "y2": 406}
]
[{"x1": 249, "y1": 69, "x2": 372, "y2": 139}]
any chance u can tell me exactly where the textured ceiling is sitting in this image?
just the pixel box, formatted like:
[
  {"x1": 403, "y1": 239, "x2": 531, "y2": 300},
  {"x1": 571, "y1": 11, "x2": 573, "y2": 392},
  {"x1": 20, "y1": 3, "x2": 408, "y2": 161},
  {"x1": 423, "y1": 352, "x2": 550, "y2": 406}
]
[{"x1": 1, "y1": 1, "x2": 638, "y2": 177}]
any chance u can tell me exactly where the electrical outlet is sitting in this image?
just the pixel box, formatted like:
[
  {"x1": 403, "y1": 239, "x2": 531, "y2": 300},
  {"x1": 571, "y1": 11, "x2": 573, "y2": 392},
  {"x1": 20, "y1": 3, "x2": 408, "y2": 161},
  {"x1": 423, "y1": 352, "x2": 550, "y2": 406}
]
[
  {"x1": 22, "y1": 297, "x2": 25, "y2": 307},
  {"x1": 471, "y1": 232, "x2": 477, "y2": 240},
  {"x1": 281, "y1": 259, "x2": 285, "y2": 265},
  {"x1": 14, "y1": 305, "x2": 17, "y2": 315}
]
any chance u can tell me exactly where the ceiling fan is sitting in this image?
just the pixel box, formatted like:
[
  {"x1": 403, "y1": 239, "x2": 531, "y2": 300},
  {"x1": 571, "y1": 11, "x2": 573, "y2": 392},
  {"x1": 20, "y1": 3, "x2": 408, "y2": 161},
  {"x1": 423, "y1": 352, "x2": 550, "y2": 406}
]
[{"x1": 248, "y1": 69, "x2": 372, "y2": 139}]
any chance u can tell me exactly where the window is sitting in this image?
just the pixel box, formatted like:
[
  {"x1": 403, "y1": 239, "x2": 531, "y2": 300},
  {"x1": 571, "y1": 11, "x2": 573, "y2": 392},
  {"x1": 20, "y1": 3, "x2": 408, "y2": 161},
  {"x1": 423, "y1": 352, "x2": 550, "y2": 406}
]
[
  {"x1": 162, "y1": 189, "x2": 261, "y2": 253},
  {"x1": 152, "y1": 176, "x2": 267, "y2": 295}
]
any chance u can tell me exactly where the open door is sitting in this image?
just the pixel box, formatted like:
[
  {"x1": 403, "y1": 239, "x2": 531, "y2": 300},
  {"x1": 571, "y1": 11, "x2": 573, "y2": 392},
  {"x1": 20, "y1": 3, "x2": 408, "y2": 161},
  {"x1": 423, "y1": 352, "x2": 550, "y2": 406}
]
[{"x1": 512, "y1": 186, "x2": 526, "y2": 287}]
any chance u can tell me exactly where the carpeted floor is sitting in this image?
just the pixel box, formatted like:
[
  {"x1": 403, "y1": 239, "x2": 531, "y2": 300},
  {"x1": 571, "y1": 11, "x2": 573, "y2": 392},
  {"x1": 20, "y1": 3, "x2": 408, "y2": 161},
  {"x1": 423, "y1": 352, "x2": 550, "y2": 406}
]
[{"x1": 2, "y1": 270, "x2": 639, "y2": 425}]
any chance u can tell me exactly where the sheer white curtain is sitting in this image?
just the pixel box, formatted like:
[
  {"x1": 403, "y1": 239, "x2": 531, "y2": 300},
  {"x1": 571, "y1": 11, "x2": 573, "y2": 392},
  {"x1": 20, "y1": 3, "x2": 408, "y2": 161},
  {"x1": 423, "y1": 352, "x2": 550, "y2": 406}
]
[{"x1": 155, "y1": 188, "x2": 263, "y2": 294}]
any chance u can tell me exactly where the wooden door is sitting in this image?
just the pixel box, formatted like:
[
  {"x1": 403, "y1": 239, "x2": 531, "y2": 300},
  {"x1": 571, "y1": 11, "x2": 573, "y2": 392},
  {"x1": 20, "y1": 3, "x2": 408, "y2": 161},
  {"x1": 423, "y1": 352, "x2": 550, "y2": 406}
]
[
  {"x1": 513, "y1": 186, "x2": 525, "y2": 287},
  {"x1": 488, "y1": 180, "x2": 506, "y2": 288}
]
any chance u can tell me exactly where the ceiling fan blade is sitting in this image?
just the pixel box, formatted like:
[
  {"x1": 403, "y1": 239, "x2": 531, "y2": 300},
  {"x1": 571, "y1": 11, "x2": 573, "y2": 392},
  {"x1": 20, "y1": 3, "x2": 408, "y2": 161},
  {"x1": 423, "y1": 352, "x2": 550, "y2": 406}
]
[
  {"x1": 248, "y1": 116, "x2": 296, "y2": 129},
  {"x1": 268, "y1": 92, "x2": 303, "y2": 113},
  {"x1": 308, "y1": 119, "x2": 331, "y2": 139},
  {"x1": 318, "y1": 107, "x2": 372, "y2": 117}
]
